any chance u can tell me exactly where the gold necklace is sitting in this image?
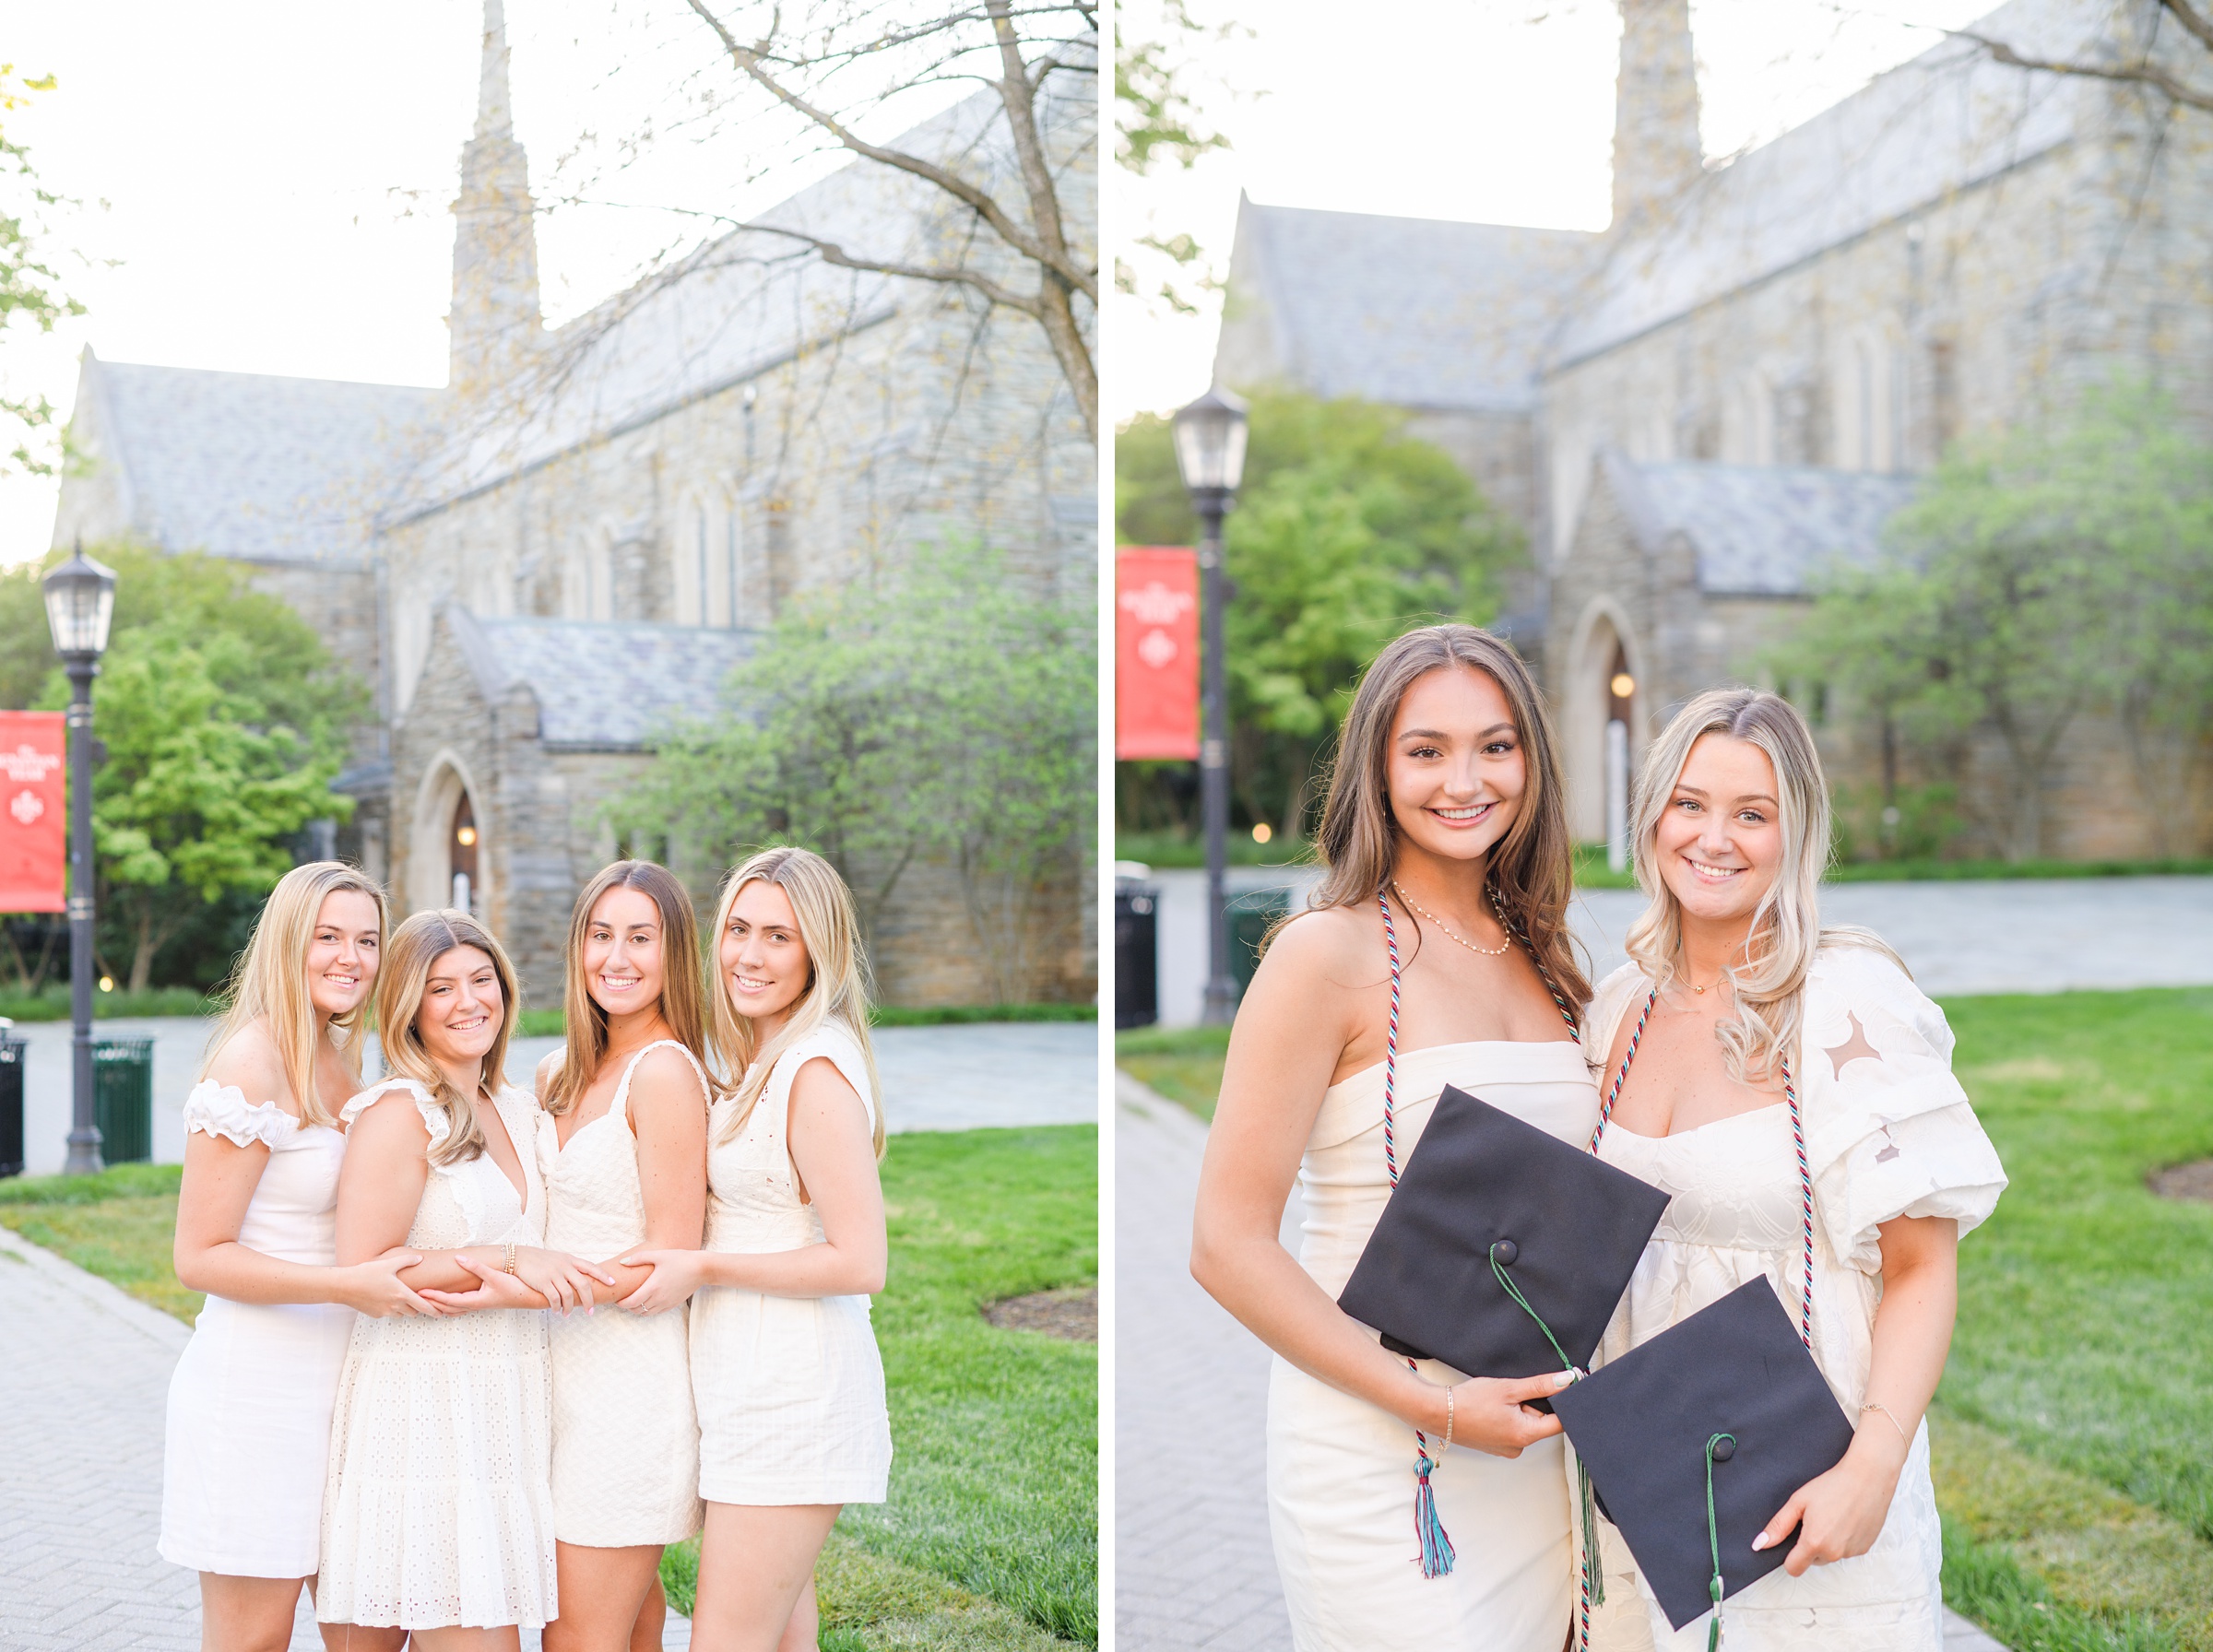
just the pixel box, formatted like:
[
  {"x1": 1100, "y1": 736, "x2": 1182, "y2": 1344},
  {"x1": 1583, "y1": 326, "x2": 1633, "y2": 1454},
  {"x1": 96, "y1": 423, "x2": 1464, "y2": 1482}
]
[{"x1": 1390, "y1": 882, "x2": 1510, "y2": 957}]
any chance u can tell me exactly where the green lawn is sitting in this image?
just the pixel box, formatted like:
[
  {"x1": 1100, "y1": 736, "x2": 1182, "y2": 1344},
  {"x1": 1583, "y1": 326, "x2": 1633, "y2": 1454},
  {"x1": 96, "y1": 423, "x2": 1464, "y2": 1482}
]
[
  {"x1": 0, "y1": 1126, "x2": 1098, "y2": 1649},
  {"x1": 1118, "y1": 990, "x2": 2213, "y2": 1649}
]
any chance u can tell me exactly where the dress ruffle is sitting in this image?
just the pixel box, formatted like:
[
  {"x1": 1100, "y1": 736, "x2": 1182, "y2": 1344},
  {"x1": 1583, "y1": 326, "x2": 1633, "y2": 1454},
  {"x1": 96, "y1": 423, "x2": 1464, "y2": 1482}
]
[{"x1": 181, "y1": 1080, "x2": 295, "y2": 1150}]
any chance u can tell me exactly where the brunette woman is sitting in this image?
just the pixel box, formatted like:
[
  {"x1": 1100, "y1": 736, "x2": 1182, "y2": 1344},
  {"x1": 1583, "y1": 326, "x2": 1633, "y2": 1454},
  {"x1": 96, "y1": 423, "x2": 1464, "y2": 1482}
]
[
  {"x1": 1190, "y1": 625, "x2": 1599, "y2": 1650},
  {"x1": 1576, "y1": 690, "x2": 2005, "y2": 1650},
  {"x1": 163, "y1": 861, "x2": 415, "y2": 1652},
  {"x1": 621, "y1": 846, "x2": 892, "y2": 1652},
  {"x1": 317, "y1": 909, "x2": 608, "y2": 1645}
]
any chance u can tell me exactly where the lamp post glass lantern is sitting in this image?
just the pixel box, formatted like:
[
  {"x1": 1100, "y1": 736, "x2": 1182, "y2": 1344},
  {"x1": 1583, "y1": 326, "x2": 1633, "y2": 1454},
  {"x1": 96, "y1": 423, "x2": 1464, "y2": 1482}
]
[
  {"x1": 1173, "y1": 387, "x2": 1249, "y2": 1025},
  {"x1": 42, "y1": 543, "x2": 116, "y2": 1176}
]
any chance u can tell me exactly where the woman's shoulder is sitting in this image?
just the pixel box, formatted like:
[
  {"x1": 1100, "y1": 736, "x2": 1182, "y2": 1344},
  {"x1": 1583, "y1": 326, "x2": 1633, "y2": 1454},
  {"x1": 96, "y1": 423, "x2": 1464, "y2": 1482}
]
[
  {"x1": 182, "y1": 1078, "x2": 296, "y2": 1149},
  {"x1": 1808, "y1": 934, "x2": 1941, "y2": 1033},
  {"x1": 339, "y1": 1077, "x2": 444, "y2": 1141},
  {"x1": 1253, "y1": 901, "x2": 1378, "y2": 985},
  {"x1": 202, "y1": 1020, "x2": 290, "y2": 1104}
]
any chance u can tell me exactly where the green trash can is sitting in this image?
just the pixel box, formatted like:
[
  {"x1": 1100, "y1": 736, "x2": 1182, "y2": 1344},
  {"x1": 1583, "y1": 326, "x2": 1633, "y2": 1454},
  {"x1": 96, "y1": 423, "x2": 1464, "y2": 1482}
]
[
  {"x1": 1228, "y1": 888, "x2": 1294, "y2": 997},
  {"x1": 94, "y1": 1037, "x2": 155, "y2": 1165}
]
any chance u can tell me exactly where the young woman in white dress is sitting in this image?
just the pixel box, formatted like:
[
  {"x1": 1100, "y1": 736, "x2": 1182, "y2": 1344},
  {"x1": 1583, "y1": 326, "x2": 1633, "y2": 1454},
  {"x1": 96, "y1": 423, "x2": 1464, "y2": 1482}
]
[
  {"x1": 317, "y1": 909, "x2": 611, "y2": 1646},
  {"x1": 528, "y1": 861, "x2": 713, "y2": 1652},
  {"x1": 1191, "y1": 625, "x2": 1601, "y2": 1652},
  {"x1": 622, "y1": 845, "x2": 893, "y2": 1652},
  {"x1": 163, "y1": 860, "x2": 420, "y2": 1652},
  {"x1": 1575, "y1": 689, "x2": 2006, "y2": 1651}
]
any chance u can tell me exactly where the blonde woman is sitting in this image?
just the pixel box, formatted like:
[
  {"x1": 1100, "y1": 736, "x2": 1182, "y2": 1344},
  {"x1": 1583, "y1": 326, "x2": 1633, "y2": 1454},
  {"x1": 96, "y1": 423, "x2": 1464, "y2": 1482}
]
[
  {"x1": 317, "y1": 910, "x2": 607, "y2": 1646},
  {"x1": 528, "y1": 861, "x2": 713, "y2": 1652},
  {"x1": 622, "y1": 846, "x2": 892, "y2": 1652},
  {"x1": 163, "y1": 861, "x2": 417, "y2": 1652},
  {"x1": 1577, "y1": 689, "x2": 2006, "y2": 1650},
  {"x1": 1191, "y1": 626, "x2": 1597, "y2": 1651}
]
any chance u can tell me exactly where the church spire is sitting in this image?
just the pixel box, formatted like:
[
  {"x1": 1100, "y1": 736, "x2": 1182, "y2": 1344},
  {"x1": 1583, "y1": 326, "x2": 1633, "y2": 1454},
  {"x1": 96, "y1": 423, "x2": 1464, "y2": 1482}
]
[
  {"x1": 1611, "y1": 0, "x2": 1702, "y2": 231},
  {"x1": 450, "y1": 0, "x2": 542, "y2": 391}
]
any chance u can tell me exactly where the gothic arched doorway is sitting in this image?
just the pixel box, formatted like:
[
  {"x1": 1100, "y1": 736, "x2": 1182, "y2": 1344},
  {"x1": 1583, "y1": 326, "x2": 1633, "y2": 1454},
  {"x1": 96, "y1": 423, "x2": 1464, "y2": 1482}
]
[{"x1": 449, "y1": 793, "x2": 479, "y2": 915}]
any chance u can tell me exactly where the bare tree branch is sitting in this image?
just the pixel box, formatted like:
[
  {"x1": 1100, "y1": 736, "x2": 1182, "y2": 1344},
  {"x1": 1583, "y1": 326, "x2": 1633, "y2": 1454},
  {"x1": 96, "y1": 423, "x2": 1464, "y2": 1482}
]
[{"x1": 1954, "y1": 17, "x2": 2213, "y2": 117}]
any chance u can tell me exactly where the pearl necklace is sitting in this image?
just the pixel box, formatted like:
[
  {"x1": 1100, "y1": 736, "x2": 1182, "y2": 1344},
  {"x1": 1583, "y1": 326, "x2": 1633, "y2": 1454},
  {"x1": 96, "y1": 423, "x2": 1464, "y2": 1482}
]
[{"x1": 1389, "y1": 881, "x2": 1511, "y2": 957}]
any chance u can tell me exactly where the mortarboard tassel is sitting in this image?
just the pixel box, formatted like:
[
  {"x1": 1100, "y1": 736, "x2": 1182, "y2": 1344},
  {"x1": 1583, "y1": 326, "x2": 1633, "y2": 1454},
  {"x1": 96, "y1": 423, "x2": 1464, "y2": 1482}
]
[
  {"x1": 1704, "y1": 1432, "x2": 1736, "y2": 1651},
  {"x1": 1412, "y1": 1446, "x2": 1455, "y2": 1577}
]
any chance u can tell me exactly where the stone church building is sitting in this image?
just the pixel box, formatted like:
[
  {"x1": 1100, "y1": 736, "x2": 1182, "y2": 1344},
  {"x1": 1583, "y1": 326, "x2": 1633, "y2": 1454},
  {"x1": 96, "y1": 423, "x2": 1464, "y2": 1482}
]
[
  {"x1": 53, "y1": 4, "x2": 1096, "y2": 1003},
  {"x1": 1214, "y1": 0, "x2": 2213, "y2": 858}
]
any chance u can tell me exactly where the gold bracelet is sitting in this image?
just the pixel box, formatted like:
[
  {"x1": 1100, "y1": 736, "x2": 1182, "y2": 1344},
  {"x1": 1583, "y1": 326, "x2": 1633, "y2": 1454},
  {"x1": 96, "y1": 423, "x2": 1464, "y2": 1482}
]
[
  {"x1": 1443, "y1": 1383, "x2": 1455, "y2": 1454},
  {"x1": 503, "y1": 1241, "x2": 518, "y2": 1276},
  {"x1": 1861, "y1": 1401, "x2": 1911, "y2": 1446}
]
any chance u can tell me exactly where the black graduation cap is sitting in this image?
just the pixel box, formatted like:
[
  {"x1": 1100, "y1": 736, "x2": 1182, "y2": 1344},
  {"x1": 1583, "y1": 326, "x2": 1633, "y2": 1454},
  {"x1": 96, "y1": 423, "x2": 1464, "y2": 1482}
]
[
  {"x1": 1551, "y1": 1278, "x2": 1859, "y2": 1632},
  {"x1": 1335, "y1": 1085, "x2": 1673, "y2": 1404}
]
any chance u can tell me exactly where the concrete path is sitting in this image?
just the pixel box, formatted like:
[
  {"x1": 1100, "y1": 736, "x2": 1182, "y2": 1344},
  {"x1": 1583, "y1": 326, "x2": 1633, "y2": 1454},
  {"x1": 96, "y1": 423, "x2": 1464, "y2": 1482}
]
[
  {"x1": 8, "y1": 1019, "x2": 1098, "y2": 1177},
  {"x1": 1112, "y1": 1072, "x2": 2009, "y2": 1651},
  {"x1": 1130, "y1": 867, "x2": 2213, "y2": 1027}
]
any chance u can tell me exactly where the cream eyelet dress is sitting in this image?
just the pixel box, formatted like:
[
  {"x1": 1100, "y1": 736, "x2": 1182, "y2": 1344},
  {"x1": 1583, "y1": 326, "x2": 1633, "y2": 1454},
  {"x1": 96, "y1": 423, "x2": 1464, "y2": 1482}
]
[
  {"x1": 538, "y1": 1039, "x2": 710, "y2": 1548},
  {"x1": 316, "y1": 1080, "x2": 558, "y2": 1632},
  {"x1": 1574, "y1": 944, "x2": 2009, "y2": 1652},
  {"x1": 1270, "y1": 1038, "x2": 1599, "y2": 1651},
  {"x1": 692, "y1": 1022, "x2": 893, "y2": 1506},
  {"x1": 160, "y1": 1081, "x2": 354, "y2": 1578}
]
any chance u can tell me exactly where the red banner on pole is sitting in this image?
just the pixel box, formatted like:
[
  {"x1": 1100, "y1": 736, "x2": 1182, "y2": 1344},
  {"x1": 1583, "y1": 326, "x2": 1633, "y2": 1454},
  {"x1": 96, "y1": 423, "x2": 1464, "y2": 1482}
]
[
  {"x1": 0, "y1": 711, "x2": 65, "y2": 913},
  {"x1": 1116, "y1": 547, "x2": 1201, "y2": 761}
]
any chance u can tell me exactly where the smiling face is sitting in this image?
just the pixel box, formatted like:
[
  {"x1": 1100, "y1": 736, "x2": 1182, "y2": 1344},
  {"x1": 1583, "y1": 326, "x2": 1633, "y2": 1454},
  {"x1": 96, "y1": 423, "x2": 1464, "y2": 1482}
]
[
  {"x1": 414, "y1": 943, "x2": 503, "y2": 1072},
  {"x1": 719, "y1": 878, "x2": 811, "y2": 1032},
  {"x1": 1653, "y1": 733, "x2": 1785, "y2": 929},
  {"x1": 582, "y1": 884, "x2": 666, "y2": 1020},
  {"x1": 304, "y1": 889, "x2": 381, "y2": 1021},
  {"x1": 1384, "y1": 666, "x2": 1527, "y2": 872}
]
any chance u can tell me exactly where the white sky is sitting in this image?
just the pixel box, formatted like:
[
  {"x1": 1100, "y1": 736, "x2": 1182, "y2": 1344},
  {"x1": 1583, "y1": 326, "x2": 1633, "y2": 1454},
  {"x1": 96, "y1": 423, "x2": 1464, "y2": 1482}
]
[
  {"x1": 0, "y1": 0, "x2": 977, "y2": 567},
  {"x1": 1108, "y1": 0, "x2": 2002, "y2": 426}
]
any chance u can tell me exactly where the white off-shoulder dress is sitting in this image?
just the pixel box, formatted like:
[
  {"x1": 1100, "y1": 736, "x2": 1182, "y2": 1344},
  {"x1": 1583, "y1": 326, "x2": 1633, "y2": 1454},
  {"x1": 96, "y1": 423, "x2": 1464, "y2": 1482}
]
[
  {"x1": 1270, "y1": 1040, "x2": 1599, "y2": 1652},
  {"x1": 317, "y1": 1080, "x2": 558, "y2": 1631},
  {"x1": 692, "y1": 1022, "x2": 892, "y2": 1505},
  {"x1": 1578, "y1": 945, "x2": 2008, "y2": 1652},
  {"x1": 539, "y1": 1039, "x2": 710, "y2": 1546},
  {"x1": 160, "y1": 1081, "x2": 354, "y2": 1578}
]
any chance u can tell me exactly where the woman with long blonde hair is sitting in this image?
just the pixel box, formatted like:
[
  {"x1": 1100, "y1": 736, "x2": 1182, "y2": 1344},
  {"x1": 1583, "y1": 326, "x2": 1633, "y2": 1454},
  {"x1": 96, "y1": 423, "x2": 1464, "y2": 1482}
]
[
  {"x1": 621, "y1": 845, "x2": 892, "y2": 1652},
  {"x1": 1190, "y1": 625, "x2": 1600, "y2": 1650},
  {"x1": 1576, "y1": 689, "x2": 2006, "y2": 1650},
  {"x1": 163, "y1": 861, "x2": 416, "y2": 1652},
  {"x1": 317, "y1": 909, "x2": 607, "y2": 1645}
]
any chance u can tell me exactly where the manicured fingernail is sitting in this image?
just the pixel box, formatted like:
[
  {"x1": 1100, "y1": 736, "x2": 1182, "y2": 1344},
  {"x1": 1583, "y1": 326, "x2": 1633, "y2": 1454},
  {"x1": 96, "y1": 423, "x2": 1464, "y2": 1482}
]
[
  {"x1": 1555, "y1": 1370, "x2": 1575, "y2": 1387},
  {"x1": 1750, "y1": 1534, "x2": 1770, "y2": 1552}
]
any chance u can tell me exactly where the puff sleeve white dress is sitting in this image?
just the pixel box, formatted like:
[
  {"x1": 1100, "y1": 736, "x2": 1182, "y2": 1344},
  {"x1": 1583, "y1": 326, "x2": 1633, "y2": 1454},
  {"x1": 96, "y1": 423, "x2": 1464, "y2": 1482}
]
[
  {"x1": 316, "y1": 1081, "x2": 558, "y2": 1631},
  {"x1": 691, "y1": 1023, "x2": 893, "y2": 1506},
  {"x1": 1577, "y1": 944, "x2": 2008, "y2": 1652},
  {"x1": 1268, "y1": 1039, "x2": 1599, "y2": 1652},
  {"x1": 539, "y1": 1039, "x2": 710, "y2": 1547},
  {"x1": 160, "y1": 1081, "x2": 354, "y2": 1578}
]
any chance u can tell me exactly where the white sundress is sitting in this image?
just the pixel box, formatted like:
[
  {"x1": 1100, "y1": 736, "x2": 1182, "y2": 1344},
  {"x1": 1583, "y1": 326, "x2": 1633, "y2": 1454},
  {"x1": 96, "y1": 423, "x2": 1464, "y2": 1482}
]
[
  {"x1": 1269, "y1": 1039, "x2": 1600, "y2": 1652},
  {"x1": 538, "y1": 1038, "x2": 711, "y2": 1548},
  {"x1": 1577, "y1": 944, "x2": 2009, "y2": 1652},
  {"x1": 692, "y1": 1022, "x2": 893, "y2": 1506},
  {"x1": 316, "y1": 1080, "x2": 558, "y2": 1631},
  {"x1": 160, "y1": 1081, "x2": 353, "y2": 1578}
]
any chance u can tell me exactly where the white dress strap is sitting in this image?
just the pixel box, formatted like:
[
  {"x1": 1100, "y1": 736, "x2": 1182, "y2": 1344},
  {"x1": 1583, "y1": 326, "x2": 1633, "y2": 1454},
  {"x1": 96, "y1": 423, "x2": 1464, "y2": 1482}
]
[
  {"x1": 609, "y1": 1039, "x2": 712, "y2": 1127},
  {"x1": 339, "y1": 1078, "x2": 452, "y2": 1153},
  {"x1": 768, "y1": 1024, "x2": 877, "y2": 1136}
]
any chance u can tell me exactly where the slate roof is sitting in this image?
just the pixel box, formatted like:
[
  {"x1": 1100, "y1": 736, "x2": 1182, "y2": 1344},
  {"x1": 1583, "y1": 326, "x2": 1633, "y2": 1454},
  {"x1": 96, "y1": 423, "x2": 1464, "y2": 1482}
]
[
  {"x1": 87, "y1": 356, "x2": 441, "y2": 563},
  {"x1": 1554, "y1": 0, "x2": 2088, "y2": 364},
  {"x1": 1603, "y1": 454, "x2": 1922, "y2": 596},
  {"x1": 445, "y1": 609, "x2": 758, "y2": 749},
  {"x1": 1229, "y1": 200, "x2": 1601, "y2": 412}
]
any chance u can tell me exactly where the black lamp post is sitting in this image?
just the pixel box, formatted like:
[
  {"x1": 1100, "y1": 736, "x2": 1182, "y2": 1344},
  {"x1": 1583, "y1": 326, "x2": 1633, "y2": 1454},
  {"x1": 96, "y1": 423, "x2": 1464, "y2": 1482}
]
[
  {"x1": 1172, "y1": 386, "x2": 1249, "y2": 1026},
  {"x1": 41, "y1": 542, "x2": 116, "y2": 1177}
]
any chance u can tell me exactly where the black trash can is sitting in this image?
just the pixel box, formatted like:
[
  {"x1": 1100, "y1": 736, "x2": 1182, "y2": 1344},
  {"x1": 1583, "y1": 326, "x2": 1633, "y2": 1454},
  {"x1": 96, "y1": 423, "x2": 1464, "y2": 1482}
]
[
  {"x1": 0, "y1": 1031, "x2": 23, "y2": 1178},
  {"x1": 1115, "y1": 878, "x2": 1160, "y2": 1030},
  {"x1": 1228, "y1": 888, "x2": 1294, "y2": 996},
  {"x1": 94, "y1": 1037, "x2": 155, "y2": 1165}
]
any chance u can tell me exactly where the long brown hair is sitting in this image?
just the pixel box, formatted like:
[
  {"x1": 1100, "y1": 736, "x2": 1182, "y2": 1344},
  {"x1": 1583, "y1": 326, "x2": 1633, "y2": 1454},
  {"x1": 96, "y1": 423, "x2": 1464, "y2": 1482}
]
[
  {"x1": 1308, "y1": 623, "x2": 1591, "y2": 1012},
  {"x1": 540, "y1": 860, "x2": 711, "y2": 1116},
  {"x1": 373, "y1": 909, "x2": 520, "y2": 1168},
  {"x1": 202, "y1": 861, "x2": 388, "y2": 1129}
]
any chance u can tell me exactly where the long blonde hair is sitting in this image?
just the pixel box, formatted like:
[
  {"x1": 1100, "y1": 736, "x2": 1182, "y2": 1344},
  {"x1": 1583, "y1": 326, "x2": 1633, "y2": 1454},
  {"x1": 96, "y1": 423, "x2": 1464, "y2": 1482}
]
[
  {"x1": 709, "y1": 846, "x2": 884, "y2": 1158},
  {"x1": 374, "y1": 909, "x2": 519, "y2": 1168},
  {"x1": 1307, "y1": 623, "x2": 1592, "y2": 1012},
  {"x1": 1624, "y1": 687, "x2": 1902, "y2": 1083},
  {"x1": 201, "y1": 862, "x2": 388, "y2": 1129},
  {"x1": 540, "y1": 860, "x2": 711, "y2": 1117}
]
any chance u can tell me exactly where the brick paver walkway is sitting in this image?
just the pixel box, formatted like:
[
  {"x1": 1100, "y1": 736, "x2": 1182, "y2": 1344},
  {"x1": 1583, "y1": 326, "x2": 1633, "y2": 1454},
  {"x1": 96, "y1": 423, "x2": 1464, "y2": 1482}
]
[{"x1": 1112, "y1": 1073, "x2": 2008, "y2": 1651}]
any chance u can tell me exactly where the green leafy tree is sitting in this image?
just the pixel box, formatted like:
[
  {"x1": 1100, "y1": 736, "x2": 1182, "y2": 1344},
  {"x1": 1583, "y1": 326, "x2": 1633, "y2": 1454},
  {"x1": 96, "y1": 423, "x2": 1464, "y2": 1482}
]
[
  {"x1": 1115, "y1": 0, "x2": 1237, "y2": 316},
  {"x1": 1116, "y1": 388, "x2": 1522, "y2": 837},
  {"x1": 0, "y1": 66, "x2": 85, "y2": 476},
  {"x1": 619, "y1": 540, "x2": 1093, "y2": 1001}
]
